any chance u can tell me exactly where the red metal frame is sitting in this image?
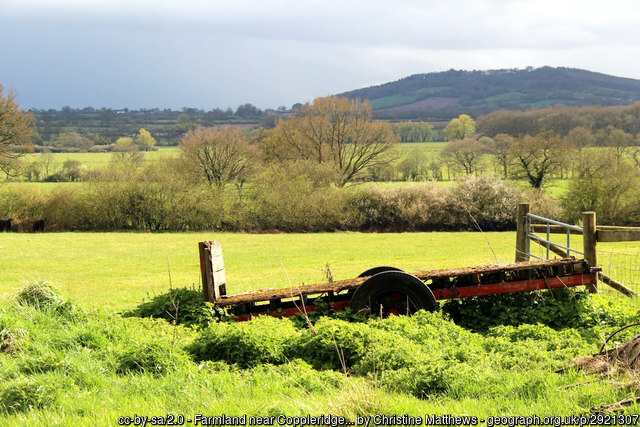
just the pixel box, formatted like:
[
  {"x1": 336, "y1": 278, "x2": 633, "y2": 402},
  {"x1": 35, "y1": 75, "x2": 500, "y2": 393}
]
[
  {"x1": 233, "y1": 300, "x2": 351, "y2": 322},
  {"x1": 430, "y1": 273, "x2": 596, "y2": 300},
  {"x1": 231, "y1": 273, "x2": 596, "y2": 321}
]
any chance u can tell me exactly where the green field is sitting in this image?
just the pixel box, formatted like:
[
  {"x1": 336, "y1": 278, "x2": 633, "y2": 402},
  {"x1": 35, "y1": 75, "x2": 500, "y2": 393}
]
[
  {"x1": 24, "y1": 146, "x2": 180, "y2": 170},
  {"x1": 1, "y1": 231, "x2": 519, "y2": 310},
  {"x1": 1, "y1": 231, "x2": 638, "y2": 309}
]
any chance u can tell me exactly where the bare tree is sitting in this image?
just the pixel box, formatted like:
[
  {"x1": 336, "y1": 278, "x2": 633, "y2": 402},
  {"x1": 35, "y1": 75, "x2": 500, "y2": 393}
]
[
  {"x1": 261, "y1": 96, "x2": 398, "y2": 185},
  {"x1": 0, "y1": 84, "x2": 33, "y2": 176},
  {"x1": 180, "y1": 126, "x2": 255, "y2": 188},
  {"x1": 486, "y1": 134, "x2": 514, "y2": 179},
  {"x1": 510, "y1": 131, "x2": 571, "y2": 188},
  {"x1": 440, "y1": 138, "x2": 486, "y2": 175}
]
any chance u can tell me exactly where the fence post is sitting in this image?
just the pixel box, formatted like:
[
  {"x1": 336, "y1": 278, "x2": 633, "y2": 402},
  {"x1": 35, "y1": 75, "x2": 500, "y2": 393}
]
[
  {"x1": 199, "y1": 240, "x2": 227, "y2": 303},
  {"x1": 582, "y1": 211, "x2": 597, "y2": 293},
  {"x1": 515, "y1": 203, "x2": 530, "y2": 262}
]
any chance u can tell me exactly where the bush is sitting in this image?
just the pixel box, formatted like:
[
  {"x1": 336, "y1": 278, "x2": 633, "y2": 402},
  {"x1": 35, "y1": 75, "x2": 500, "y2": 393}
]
[
  {"x1": 342, "y1": 183, "x2": 455, "y2": 231},
  {"x1": 289, "y1": 318, "x2": 375, "y2": 370},
  {"x1": 1, "y1": 169, "x2": 527, "y2": 232},
  {"x1": 187, "y1": 316, "x2": 299, "y2": 368},
  {"x1": 343, "y1": 176, "x2": 522, "y2": 232},
  {"x1": 250, "y1": 163, "x2": 346, "y2": 231},
  {"x1": 441, "y1": 288, "x2": 639, "y2": 331},
  {"x1": 123, "y1": 287, "x2": 215, "y2": 327},
  {"x1": 562, "y1": 154, "x2": 640, "y2": 225},
  {"x1": 450, "y1": 175, "x2": 520, "y2": 230},
  {"x1": 0, "y1": 184, "x2": 45, "y2": 220}
]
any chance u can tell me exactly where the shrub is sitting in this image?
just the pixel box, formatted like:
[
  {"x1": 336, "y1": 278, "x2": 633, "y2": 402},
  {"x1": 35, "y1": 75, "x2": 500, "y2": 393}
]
[
  {"x1": 250, "y1": 164, "x2": 346, "y2": 231},
  {"x1": 343, "y1": 176, "x2": 522, "y2": 232},
  {"x1": 562, "y1": 154, "x2": 640, "y2": 225},
  {"x1": 123, "y1": 287, "x2": 215, "y2": 327},
  {"x1": 289, "y1": 318, "x2": 375, "y2": 371},
  {"x1": 450, "y1": 175, "x2": 520, "y2": 231},
  {"x1": 0, "y1": 184, "x2": 45, "y2": 220},
  {"x1": 441, "y1": 288, "x2": 637, "y2": 331},
  {"x1": 187, "y1": 316, "x2": 299, "y2": 368},
  {"x1": 342, "y1": 183, "x2": 455, "y2": 231}
]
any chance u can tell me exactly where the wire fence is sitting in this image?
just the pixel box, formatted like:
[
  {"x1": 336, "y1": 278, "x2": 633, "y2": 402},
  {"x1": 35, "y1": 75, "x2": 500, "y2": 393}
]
[
  {"x1": 598, "y1": 249, "x2": 640, "y2": 295},
  {"x1": 520, "y1": 232, "x2": 640, "y2": 296}
]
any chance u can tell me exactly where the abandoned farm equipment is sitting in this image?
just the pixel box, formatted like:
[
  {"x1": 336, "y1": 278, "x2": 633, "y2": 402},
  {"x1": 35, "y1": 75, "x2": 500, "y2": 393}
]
[{"x1": 198, "y1": 241, "x2": 599, "y2": 322}]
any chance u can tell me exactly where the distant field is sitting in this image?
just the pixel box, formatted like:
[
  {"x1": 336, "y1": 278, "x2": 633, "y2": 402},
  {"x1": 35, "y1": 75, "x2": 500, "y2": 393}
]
[
  {"x1": 24, "y1": 146, "x2": 180, "y2": 169},
  {"x1": 396, "y1": 141, "x2": 447, "y2": 154}
]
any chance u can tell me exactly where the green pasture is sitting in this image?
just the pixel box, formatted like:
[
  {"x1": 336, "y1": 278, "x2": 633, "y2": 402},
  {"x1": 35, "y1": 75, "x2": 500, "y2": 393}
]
[
  {"x1": 0, "y1": 231, "x2": 518, "y2": 311},
  {"x1": 24, "y1": 146, "x2": 179, "y2": 170},
  {"x1": 1, "y1": 231, "x2": 637, "y2": 311}
]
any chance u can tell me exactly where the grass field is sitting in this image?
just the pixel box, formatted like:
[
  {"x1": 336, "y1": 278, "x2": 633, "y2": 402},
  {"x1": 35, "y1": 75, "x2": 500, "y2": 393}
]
[
  {"x1": 1, "y1": 231, "x2": 519, "y2": 310},
  {"x1": 2, "y1": 231, "x2": 638, "y2": 310},
  {"x1": 24, "y1": 146, "x2": 180, "y2": 170}
]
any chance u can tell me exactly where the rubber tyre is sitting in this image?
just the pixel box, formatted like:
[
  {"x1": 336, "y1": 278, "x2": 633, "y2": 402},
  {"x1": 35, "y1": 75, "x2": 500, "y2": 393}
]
[
  {"x1": 350, "y1": 271, "x2": 438, "y2": 316},
  {"x1": 358, "y1": 266, "x2": 404, "y2": 278}
]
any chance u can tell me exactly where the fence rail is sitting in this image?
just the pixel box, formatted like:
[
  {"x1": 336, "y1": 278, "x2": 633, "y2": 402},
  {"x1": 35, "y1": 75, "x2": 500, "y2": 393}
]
[
  {"x1": 514, "y1": 203, "x2": 640, "y2": 296},
  {"x1": 515, "y1": 204, "x2": 596, "y2": 294}
]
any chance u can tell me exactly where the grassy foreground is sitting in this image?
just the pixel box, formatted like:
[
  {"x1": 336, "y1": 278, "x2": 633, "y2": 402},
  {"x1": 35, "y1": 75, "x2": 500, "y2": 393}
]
[{"x1": 2, "y1": 231, "x2": 640, "y2": 425}]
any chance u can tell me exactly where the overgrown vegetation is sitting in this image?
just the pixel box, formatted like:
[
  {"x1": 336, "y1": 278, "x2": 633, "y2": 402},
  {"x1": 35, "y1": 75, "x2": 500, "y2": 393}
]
[{"x1": 4, "y1": 281, "x2": 640, "y2": 422}]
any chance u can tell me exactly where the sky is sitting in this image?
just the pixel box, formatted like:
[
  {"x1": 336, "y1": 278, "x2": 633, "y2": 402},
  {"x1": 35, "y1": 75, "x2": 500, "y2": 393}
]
[{"x1": 1, "y1": 0, "x2": 640, "y2": 111}]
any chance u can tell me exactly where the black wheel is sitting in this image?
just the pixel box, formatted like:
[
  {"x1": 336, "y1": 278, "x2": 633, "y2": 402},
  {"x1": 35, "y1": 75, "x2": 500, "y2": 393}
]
[
  {"x1": 358, "y1": 266, "x2": 404, "y2": 278},
  {"x1": 350, "y1": 271, "x2": 438, "y2": 316}
]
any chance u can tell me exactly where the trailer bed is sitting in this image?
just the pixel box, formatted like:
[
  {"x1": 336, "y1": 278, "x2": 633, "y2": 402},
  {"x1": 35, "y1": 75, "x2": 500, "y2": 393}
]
[{"x1": 195, "y1": 243, "x2": 597, "y2": 321}]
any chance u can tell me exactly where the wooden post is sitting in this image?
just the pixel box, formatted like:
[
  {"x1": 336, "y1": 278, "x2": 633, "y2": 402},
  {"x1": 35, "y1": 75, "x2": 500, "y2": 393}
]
[
  {"x1": 515, "y1": 203, "x2": 530, "y2": 262},
  {"x1": 582, "y1": 211, "x2": 597, "y2": 293},
  {"x1": 198, "y1": 240, "x2": 227, "y2": 303}
]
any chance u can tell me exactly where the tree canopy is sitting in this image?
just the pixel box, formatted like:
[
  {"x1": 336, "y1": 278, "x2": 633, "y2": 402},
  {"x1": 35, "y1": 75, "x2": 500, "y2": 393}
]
[
  {"x1": 180, "y1": 126, "x2": 255, "y2": 188},
  {"x1": 0, "y1": 84, "x2": 33, "y2": 174},
  {"x1": 136, "y1": 128, "x2": 156, "y2": 151},
  {"x1": 260, "y1": 96, "x2": 398, "y2": 185},
  {"x1": 445, "y1": 114, "x2": 476, "y2": 140}
]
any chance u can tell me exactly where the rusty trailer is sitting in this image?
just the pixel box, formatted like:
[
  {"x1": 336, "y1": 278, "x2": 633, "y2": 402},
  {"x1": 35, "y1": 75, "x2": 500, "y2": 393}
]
[{"x1": 199, "y1": 241, "x2": 599, "y2": 322}]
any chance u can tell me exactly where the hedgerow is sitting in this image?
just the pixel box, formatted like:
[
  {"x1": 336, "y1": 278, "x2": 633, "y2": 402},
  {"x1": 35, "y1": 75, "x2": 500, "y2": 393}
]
[{"x1": 0, "y1": 175, "x2": 557, "y2": 232}]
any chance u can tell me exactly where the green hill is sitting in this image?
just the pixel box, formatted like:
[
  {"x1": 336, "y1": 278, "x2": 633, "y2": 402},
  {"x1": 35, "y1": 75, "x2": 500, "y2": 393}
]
[{"x1": 338, "y1": 67, "x2": 640, "y2": 120}]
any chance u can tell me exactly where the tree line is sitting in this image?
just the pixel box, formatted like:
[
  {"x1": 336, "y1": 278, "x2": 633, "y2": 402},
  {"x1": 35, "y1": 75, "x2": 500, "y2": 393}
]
[{"x1": 28, "y1": 103, "x2": 286, "y2": 149}]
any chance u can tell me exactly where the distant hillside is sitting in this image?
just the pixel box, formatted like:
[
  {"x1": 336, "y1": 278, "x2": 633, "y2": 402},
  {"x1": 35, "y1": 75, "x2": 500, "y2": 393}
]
[{"x1": 338, "y1": 67, "x2": 640, "y2": 120}]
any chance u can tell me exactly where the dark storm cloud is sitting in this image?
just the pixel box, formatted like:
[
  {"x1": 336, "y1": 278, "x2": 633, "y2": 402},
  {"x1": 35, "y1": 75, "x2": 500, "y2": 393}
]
[{"x1": 1, "y1": 0, "x2": 639, "y2": 109}]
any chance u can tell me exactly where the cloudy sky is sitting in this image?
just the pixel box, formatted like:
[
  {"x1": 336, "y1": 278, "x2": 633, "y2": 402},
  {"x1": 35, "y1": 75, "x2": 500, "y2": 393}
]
[{"x1": 1, "y1": 0, "x2": 639, "y2": 110}]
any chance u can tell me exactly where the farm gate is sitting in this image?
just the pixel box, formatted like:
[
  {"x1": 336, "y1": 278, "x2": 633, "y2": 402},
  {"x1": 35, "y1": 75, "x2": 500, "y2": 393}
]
[{"x1": 515, "y1": 203, "x2": 640, "y2": 297}]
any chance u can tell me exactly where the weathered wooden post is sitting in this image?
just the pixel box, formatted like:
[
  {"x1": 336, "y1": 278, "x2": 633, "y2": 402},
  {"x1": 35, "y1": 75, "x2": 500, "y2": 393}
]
[
  {"x1": 515, "y1": 203, "x2": 530, "y2": 262},
  {"x1": 582, "y1": 211, "x2": 597, "y2": 293},
  {"x1": 199, "y1": 240, "x2": 227, "y2": 302}
]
